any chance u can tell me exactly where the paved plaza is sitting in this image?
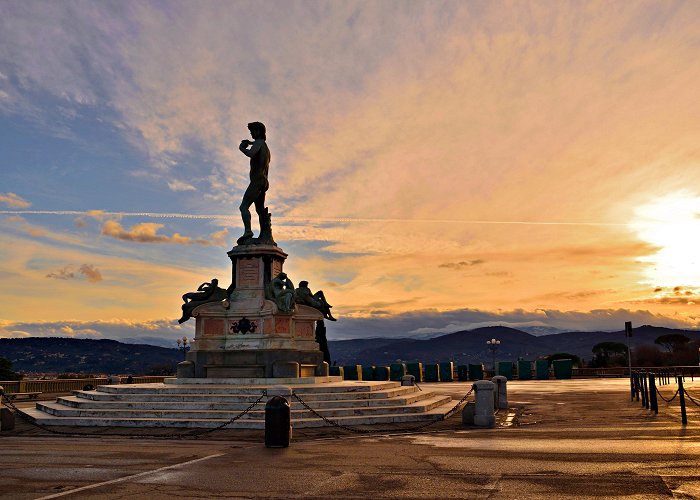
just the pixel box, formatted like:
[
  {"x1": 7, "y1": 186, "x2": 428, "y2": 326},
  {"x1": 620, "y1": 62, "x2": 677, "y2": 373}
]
[{"x1": 3, "y1": 379, "x2": 700, "y2": 499}]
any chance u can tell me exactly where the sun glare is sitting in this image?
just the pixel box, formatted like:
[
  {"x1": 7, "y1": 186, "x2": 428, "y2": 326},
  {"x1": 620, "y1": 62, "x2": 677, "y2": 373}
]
[{"x1": 632, "y1": 192, "x2": 700, "y2": 288}]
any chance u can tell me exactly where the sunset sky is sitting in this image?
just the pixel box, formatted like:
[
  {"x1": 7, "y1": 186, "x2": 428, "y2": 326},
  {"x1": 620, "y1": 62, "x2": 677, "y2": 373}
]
[{"x1": 1, "y1": 1, "x2": 699, "y2": 345}]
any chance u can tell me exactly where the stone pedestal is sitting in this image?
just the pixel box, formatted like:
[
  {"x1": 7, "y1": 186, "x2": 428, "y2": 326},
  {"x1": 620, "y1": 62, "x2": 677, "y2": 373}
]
[
  {"x1": 183, "y1": 244, "x2": 324, "y2": 379},
  {"x1": 473, "y1": 380, "x2": 496, "y2": 428},
  {"x1": 492, "y1": 375, "x2": 508, "y2": 409}
]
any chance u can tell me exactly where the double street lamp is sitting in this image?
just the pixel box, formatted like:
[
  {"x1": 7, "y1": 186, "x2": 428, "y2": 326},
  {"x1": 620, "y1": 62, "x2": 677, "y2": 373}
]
[
  {"x1": 487, "y1": 338, "x2": 501, "y2": 373},
  {"x1": 176, "y1": 336, "x2": 191, "y2": 361}
]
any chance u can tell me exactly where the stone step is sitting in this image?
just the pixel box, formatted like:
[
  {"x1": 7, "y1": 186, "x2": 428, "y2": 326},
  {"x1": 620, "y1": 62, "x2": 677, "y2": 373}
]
[
  {"x1": 36, "y1": 396, "x2": 451, "y2": 421},
  {"x1": 22, "y1": 402, "x2": 452, "y2": 429},
  {"x1": 94, "y1": 381, "x2": 401, "y2": 395},
  {"x1": 61, "y1": 390, "x2": 435, "y2": 410},
  {"x1": 78, "y1": 385, "x2": 416, "y2": 402}
]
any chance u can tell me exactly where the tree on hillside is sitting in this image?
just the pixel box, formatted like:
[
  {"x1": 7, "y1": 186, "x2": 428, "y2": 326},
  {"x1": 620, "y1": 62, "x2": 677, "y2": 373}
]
[
  {"x1": 632, "y1": 344, "x2": 664, "y2": 367},
  {"x1": 146, "y1": 363, "x2": 175, "y2": 376},
  {"x1": 654, "y1": 334, "x2": 690, "y2": 353},
  {"x1": 592, "y1": 342, "x2": 628, "y2": 367},
  {"x1": 545, "y1": 353, "x2": 582, "y2": 367},
  {"x1": 0, "y1": 356, "x2": 22, "y2": 381}
]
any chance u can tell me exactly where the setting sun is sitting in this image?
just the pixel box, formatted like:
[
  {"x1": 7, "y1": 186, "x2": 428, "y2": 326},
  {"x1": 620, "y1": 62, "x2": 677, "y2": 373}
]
[{"x1": 633, "y1": 192, "x2": 700, "y2": 289}]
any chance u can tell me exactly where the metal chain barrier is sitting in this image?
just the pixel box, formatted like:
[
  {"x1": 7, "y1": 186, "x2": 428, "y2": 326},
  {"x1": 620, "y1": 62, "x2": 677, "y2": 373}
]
[
  {"x1": 1, "y1": 392, "x2": 102, "y2": 437},
  {"x1": 3, "y1": 384, "x2": 481, "y2": 438},
  {"x1": 291, "y1": 386, "x2": 474, "y2": 435},
  {"x1": 1, "y1": 389, "x2": 267, "y2": 439},
  {"x1": 656, "y1": 387, "x2": 679, "y2": 403},
  {"x1": 682, "y1": 389, "x2": 700, "y2": 408},
  {"x1": 184, "y1": 391, "x2": 267, "y2": 437}
]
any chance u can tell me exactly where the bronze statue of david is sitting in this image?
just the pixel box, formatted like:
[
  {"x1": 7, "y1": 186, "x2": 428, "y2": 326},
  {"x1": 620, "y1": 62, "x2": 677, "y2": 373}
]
[{"x1": 238, "y1": 121, "x2": 274, "y2": 245}]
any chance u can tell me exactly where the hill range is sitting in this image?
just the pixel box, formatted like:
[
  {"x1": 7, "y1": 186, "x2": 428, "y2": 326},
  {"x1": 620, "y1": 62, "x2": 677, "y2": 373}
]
[
  {"x1": 329, "y1": 325, "x2": 700, "y2": 365},
  {"x1": 1, "y1": 325, "x2": 698, "y2": 375},
  {"x1": 0, "y1": 337, "x2": 181, "y2": 375}
]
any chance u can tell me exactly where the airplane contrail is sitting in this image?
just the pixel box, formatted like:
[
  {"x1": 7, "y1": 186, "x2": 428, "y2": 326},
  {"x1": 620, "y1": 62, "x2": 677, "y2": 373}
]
[{"x1": 0, "y1": 210, "x2": 630, "y2": 226}]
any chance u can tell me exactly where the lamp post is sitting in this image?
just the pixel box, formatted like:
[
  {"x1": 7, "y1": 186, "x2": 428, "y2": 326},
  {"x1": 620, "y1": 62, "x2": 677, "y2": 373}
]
[
  {"x1": 487, "y1": 338, "x2": 500, "y2": 375},
  {"x1": 176, "y1": 336, "x2": 190, "y2": 361},
  {"x1": 625, "y1": 321, "x2": 633, "y2": 401}
]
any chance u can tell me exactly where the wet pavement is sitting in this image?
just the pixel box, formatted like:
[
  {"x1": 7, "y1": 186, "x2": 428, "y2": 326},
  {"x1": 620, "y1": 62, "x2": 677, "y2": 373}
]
[{"x1": 2, "y1": 378, "x2": 700, "y2": 499}]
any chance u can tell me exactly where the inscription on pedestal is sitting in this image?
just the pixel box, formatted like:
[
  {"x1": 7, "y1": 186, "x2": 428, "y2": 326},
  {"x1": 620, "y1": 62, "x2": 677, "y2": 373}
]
[{"x1": 238, "y1": 258, "x2": 260, "y2": 286}]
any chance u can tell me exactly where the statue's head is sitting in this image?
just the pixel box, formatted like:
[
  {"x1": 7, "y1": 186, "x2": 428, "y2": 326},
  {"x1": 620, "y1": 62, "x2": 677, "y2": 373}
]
[
  {"x1": 211, "y1": 278, "x2": 219, "y2": 286},
  {"x1": 278, "y1": 272, "x2": 287, "y2": 279},
  {"x1": 299, "y1": 281, "x2": 309, "y2": 288},
  {"x1": 248, "y1": 121, "x2": 266, "y2": 140}
]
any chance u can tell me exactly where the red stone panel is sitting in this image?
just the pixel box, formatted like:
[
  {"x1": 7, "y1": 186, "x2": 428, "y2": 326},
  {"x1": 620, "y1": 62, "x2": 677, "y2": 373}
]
[
  {"x1": 275, "y1": 317, "x2": 291, "y2": 334},
  {"x1": 263, "y1": 318, "x2": 273, "y2": 334},
  {"x1": 203, "y1": 319, "x2": 224, "y2": 336},
  {"x1": 295, "y1": 321, "x2": 314, "y2": 338}
]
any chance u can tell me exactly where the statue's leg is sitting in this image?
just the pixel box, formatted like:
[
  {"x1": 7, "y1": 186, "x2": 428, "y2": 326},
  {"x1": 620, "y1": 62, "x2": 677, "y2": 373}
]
[
  {"x1": 314, "y1": 291, "x2": 332, "y2": 308},
  {"x1": 239, "y1": 184, "x2": 257, "y2": 238},
  {"x1": 254, "y1": 190, "x2": 267, "y2": 230}
]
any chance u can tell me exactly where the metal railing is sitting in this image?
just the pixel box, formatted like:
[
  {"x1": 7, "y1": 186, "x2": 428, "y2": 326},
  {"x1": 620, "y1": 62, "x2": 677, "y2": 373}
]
[{"x1": 0, "y1": 376, "x2": 171, "y2": 394}]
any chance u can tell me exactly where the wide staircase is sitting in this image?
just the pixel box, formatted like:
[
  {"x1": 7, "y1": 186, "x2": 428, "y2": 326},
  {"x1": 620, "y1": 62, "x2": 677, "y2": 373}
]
[{"x1": 23, "y1": 380, "x2": 453, "y2": 429}]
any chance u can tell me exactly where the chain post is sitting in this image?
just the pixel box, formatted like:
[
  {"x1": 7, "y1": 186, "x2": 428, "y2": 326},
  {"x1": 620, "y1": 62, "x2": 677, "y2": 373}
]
[
  {"x1": 641, "y1": 372, "x2": 647, "y2": 408},
  {"x1": 649, "y1": 373, "x2": 658, "y2": 414},
  {"x1": 678, "y1": 376, "x2": 687, "y2": 425}
]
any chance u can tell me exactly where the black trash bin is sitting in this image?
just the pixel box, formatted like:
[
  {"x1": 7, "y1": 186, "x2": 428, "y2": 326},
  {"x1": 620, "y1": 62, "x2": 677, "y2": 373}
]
[{"x1": 265, "y1": 396, "x2": 291, "y2": 448}]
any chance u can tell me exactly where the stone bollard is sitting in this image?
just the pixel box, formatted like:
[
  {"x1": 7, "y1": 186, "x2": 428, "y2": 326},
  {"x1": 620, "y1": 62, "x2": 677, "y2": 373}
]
[
  {"x1": 0, "y1": 408, "x2": 15, "y2": 431},
  {"x1": 177, "y1": 360, "x2": 195, "y2": 379},
  {"x1": 492, "y1": 375, "x2": 508, "y2": 409},
  {"x1": 0, "y1": 385, "x2": 12, "y2": 432},
  {"x1": 266, "y1": 386, "x2": 292, "y2": 448},
  {"x1": 473, "y1": 380, "x2": 496, "y2": 428},
  {"x1": 401, "y1": 375, "x2": 416, "y2": 386},
  {"x1": 461, "y1": 401, "x2": 476, "y2": 425}
]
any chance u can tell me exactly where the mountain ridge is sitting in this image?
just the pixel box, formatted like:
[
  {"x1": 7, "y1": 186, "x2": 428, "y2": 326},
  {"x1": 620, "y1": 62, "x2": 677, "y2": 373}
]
[{"x1": 1, "y1": 325, "x2": 698, "y2": 374}]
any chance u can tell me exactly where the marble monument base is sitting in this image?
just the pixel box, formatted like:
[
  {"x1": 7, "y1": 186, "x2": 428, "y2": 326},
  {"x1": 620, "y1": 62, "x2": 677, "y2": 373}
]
[
  {"x1": 180, "y1": 349, "x2": 326, "y2": 379},
  {"x1": 181, "y1": 243, "x2": 327, "y2": 379}
]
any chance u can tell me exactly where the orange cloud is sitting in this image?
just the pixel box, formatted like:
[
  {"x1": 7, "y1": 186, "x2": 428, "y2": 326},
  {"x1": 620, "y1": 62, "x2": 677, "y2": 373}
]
[
  {"x1": 78, "y1": 264, "x2": 103, "y2": 283},
  {"x1": 209, "y1": 227, "x2": 229, "y2": 247},
  {"x1": 100, "y1": 219, "x2": 228, "y2": 246},
  {"x1": 0, "y1": 192, "x2": 30, "y2": 208},
  {"x1": 46, "y1": 264, "x2": 103, "y2": 283}
]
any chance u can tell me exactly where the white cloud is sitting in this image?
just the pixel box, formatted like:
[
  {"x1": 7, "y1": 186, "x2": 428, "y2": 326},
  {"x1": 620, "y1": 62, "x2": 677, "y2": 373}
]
[
  {"x1": 167, "y1": 179, "x2": 196, "y2": 192},
  {"x1": 0, "y1": 318, "x2": 192, "y2": 345}
]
